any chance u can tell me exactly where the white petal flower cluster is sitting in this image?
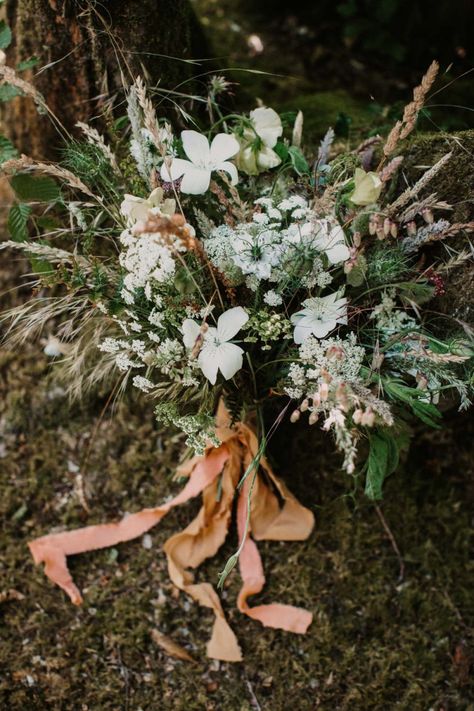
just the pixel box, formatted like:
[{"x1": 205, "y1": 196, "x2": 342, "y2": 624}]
[
  {"x1": 161, "y1": 130, "x2": 239, "y2": 195},
  {"x1": 291, "y1": 293, "x2": 348, "y2": 343},
  {"x1": 182, "y1": 307, "x2": 249, "y2": 384},
  {"x1": 203, "y1": 195, "x2": 349, "y2": 295},
  {"x1": 235, "y1": 107, "x2": 283, "y2": 175}
]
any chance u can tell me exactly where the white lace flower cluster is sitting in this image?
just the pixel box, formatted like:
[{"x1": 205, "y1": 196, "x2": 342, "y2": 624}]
[
  {"x1": 118, "y1": 188, "x2": 189, "y2": 305},
  {"x1": 203, "y1": 195, "x2": 350, "y2": 294},
  {"x1": 286, "y1": 333, "x2": 368, "y2": 475},
  {"x1": 286, "y1": 333, "x2": 365, "y2": 400}
]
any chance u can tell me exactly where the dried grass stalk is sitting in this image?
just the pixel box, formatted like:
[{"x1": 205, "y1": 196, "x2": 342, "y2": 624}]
[
  {"x1": 1, "y1": 154, "x2": 97, "y2": 199},
  {"x1": 383, "y1": 61, "x2": 439, "y2": 156}
]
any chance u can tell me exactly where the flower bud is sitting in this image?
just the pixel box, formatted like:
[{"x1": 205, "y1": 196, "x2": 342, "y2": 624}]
[
  {"x1": 383, "y1": 218, "x2": 391, "y2": 236},
  {"x1": 369, "y1": 215, "x2": 378, "y2": 236},
  {"x1": 290, "y1": 409, "x2": 301, "y2": 423},
  {"x1": 300, "y1": 398, "x2": 309, "y2": 412},
  {"x1": 361, "y1": 409, "x2": 375, "y2": 427},
  {"x1": 353, "y1": 408, "x2": 363, "y2": 424},
  {"x1": 407, "y1": 221, "x2": 417, "y2": 236},
  {"x1": 422, "y1": 208, "x2": 434, "y2": 224},
  {"x1": 390, "y1": 221, "x2": 398, "y2": 238},
  {"x1": 308, "y1": 411, "x2": 319, "y2": 425},
  {"x1": 319, "y1": 382, "x2": 329, "y2": 401}
]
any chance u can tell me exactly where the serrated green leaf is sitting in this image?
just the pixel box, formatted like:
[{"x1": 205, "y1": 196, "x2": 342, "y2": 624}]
[
  {"x1": 8, "y1": 203, "x2": 31, "y2": 242},
  {"x1": 0, "y1": 20, "x2": 12, "y2": 49},
  {"x1": 0, "y1": 135, "x2": 18, "y2": 164},
  {"x1": 11, "y1": 174, "x2": 61, "y2": 203},
  {"x1": 288, "y1": 145, "x2": 310, "y2": 175}
]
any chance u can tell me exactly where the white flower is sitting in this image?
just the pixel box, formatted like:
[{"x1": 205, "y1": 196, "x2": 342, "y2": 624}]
[
  {"x1": 263, "y1": 289, "x2": 283, "y2": 307},
  {"x1": 312, "y1": 220, "x2": 351, "y2": 264},
  {"x1": 133, "y1": 375, "x2": 154, "y2": 393},
  {"x1": 160, "y1": 130, "x2": 239, "y2": 195},
  {"x1": 182, "y1": 307, "x2": 249, "y2": 384},
  {"x1": 120, "y1": 187, "x2": 176, "y2": 225},
  {"x1": 250, "y1": 107, "x2": 283, "y2": 148},
  {"x1": 236, "y1": 107, "x2": 283, "y2": 175},
  {"x1": 291, "y1": 293, "x2": 348, "y2": 343},
  {"x1": 232, "y1": 228, "x2": 282, "y2": 281}
]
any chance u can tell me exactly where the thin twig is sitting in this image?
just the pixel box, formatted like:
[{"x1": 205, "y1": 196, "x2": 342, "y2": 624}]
[{"x1": 374, "y1": 503, "x2": 405, "y2": 582}]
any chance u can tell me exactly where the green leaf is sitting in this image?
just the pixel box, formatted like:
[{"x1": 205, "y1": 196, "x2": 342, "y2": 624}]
[
  {"x1": 0, "y1": 84, "x2": 22, "y2": 102},
  {"x1": 346, "y1": 254, "x2": 367, "y2": 287},
  {"x1": 11, "y1": 174, "x2": 61, "y2": 203},
  {"x1": 17, "y1": 56, "x2": 39, "y2": 71},
  {"x1": 8, "y1": 203, "x2": 31, "y2": 242},
  {"x1": 288, "y1": 145, "x2": 310, "y2": 176},
  {"x1": 0, "y1": 135, "x2": 18, "y2": 164},
  {"x1": 384, "y1": 379, "x2": 442, "y2": 428},
  {"x1": 0, "y1": 20, "x2": 12, "y2": 49},
  {"x1": 365, "y1": 430, "x2": 399, "y2": 500},
  {"x1": 273, "y1": 141, "x2": 289, "y2": 161}
]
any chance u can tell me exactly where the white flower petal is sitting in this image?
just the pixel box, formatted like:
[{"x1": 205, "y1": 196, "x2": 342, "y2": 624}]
[
  {"x1": 181, "y1": 130, "x2": 210, "y2": 165},
  {"x1": 216, "y1": 342, "x2": 244, "y2": 380},
  {"x1": 215, "y1": 160, "x2": 239, "y2": 185},
  {"x1": 256, "y1": 145, "x2": 281, "y2": 170},
  {"x1": 198, "y1": 343, "x2": 219, "y2": 384},
  {"x1": 327, "y1": 241, "x2": 351, "y2": 264},
  {"x1": 160, "y1": 157, "x2": 190, "y2": 182},
  {"x1": 250, "y1": 107, "x2": 283, "y2": 147},
  {"x1": 210, "y1": 133, "x2": 239, "y2": 164},
  {"x1": 182, "y1": 319, "x2": 201, "y2": 348},
  {"x1": 216, "y1": 306, "x2": 248, "y2": 341},
  {"x1": 293, "y1": 323, "x2": 312, "y2": 344},
  {"x1": 180, "y1": 166, "x2": 211, "y2": 194}
]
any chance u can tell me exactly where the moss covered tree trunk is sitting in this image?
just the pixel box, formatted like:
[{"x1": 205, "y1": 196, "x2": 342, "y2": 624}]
[
  {"x1": 403, "y1": 130, "x2": 474, "y2": 324},
  {"x1": 3, "y1": 0, "x2": 208, "y2": 157}
]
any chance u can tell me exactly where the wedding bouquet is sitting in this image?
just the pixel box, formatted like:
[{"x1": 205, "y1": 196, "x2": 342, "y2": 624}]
[{"x1": 2, "y1": 60, "x2": 473, "y2": 659}]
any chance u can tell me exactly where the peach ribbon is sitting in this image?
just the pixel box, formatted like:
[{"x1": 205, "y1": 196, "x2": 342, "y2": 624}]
[{"x1": 29, "y1": 404, "x2": 315, "y2": 662}]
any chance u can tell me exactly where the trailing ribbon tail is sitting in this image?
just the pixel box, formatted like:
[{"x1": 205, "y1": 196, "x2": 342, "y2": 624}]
[{"x1": 28, "y1": 404, "x2": 315, "y2": 662}]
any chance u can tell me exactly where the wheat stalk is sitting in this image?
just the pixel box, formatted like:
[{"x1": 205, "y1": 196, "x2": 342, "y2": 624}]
[{"x1": 1, "y1": 154, "x2": 98, "y2": 199}]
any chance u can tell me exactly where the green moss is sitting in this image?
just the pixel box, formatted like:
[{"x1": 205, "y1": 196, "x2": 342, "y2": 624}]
[{"x1": 277, "y1": 90, "x2": 375, "y2": 145}]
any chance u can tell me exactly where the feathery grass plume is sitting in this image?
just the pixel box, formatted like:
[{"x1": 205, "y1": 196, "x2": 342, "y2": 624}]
[
  {"x1": 387, "y1": 151, "x2": 452, "y2": 214},
  {"x1": 1, "y1": 154, "x2": 97, "y2": 199},
  {"x1": 134, "y1": 76, "x2": 163, "y2": 151},
  {"x1": 383, "y1": 61, "x2": 439, "y2": 157},
  {"x1": 76, "y1": 121, "x2": 119, "y2": 173},
  {"x1": 437, "y1": 250, "x2": 473, "y2": 274},
  {"x1": 316, "y1": 127, "x2": 335, "y2": 167},
  {"x1": 379, "y1": 156, "x2": 404, "y2": 182},
  {"x1": 399, "y1": 60, "x2": 439, "y2": 140}
]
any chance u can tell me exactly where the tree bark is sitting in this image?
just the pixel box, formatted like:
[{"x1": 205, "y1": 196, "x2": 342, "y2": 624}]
[{"x1": 3, "y1": 0, "x2": 209, "y2": 157}]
